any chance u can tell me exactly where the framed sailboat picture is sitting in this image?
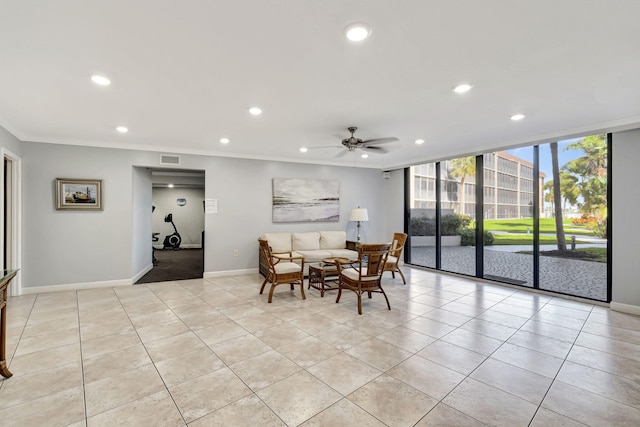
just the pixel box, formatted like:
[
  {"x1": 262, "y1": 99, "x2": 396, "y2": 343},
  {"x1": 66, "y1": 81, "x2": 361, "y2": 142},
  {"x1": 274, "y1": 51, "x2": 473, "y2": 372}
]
[{"x1": 55, "y1": 178, "x2": 103, "y2": 210}]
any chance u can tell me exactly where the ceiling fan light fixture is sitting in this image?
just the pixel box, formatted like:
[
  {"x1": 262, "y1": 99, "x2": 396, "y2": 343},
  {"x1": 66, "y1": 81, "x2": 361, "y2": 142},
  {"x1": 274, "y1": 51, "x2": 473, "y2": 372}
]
[
  {"x1": 452, "y1": 83, "x2": 473, "y2": 94},
  {"x1": 345, "y1": 23, "x2": 372, "y2": 41}
]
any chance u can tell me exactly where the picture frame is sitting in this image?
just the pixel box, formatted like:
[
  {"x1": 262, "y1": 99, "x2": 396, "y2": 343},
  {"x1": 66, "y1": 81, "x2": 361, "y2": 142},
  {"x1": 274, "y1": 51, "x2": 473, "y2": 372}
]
[
  {"x1": 55, "y1": 178, "x2": 103, "y2": 210},
  {"x1": 272, "y1": 178, "x2": 339, "y2": 222}
]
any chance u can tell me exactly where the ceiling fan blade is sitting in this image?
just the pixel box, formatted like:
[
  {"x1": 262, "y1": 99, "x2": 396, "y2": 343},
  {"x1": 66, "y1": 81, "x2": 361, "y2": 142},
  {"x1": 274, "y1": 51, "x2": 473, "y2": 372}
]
[
  {"x1": 335, "y1": 149, "x2": 349, "y2": 158},
  {"x1": 362, "y1": 137, "x2": 399, "y2": 145},
  {"x1": 362, "y1": 146, "x2": 389, "y2": 154}
]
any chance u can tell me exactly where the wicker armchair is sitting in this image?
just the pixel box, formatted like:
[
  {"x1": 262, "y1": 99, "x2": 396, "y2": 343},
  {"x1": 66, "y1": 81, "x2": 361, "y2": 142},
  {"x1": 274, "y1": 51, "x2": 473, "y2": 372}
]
[
  {"x1": 258, "y1": 239, "x2": 306, "y2": 303},
  {"x1": 383, "y1": 232, "x2": 408, "y2": 284},
  {"x1": 334, "y1": 243, "x2": 391, "y2": 315}
]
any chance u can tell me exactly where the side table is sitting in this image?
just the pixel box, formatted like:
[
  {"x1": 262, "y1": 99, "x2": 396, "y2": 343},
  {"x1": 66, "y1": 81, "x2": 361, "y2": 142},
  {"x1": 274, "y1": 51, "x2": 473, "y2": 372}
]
[
  {"x1": 0, "y1": 269, "x2": 18, "y2": 378},
  {"x1": 308, "y1": 257, "x2": 351, "y2": 297}
]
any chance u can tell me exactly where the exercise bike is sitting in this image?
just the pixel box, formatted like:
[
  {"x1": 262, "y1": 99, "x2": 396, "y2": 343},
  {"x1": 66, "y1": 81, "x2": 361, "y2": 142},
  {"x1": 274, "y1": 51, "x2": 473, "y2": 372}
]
[{"x1": 162, "y1": 213, "x2": 182, "y2": 250}]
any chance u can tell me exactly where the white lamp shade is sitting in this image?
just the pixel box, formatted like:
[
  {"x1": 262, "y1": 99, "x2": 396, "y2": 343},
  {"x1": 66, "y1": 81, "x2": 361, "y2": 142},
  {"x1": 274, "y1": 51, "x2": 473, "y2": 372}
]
[{"x1": 349, "y1": 208, "x2": 369, "y2": 222}]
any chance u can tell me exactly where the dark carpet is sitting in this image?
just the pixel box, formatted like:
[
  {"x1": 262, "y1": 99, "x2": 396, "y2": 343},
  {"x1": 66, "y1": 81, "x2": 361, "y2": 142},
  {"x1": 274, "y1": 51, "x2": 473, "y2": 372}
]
[{"x1": 136, "y1": 248, "x2": 204, "y2": 284}]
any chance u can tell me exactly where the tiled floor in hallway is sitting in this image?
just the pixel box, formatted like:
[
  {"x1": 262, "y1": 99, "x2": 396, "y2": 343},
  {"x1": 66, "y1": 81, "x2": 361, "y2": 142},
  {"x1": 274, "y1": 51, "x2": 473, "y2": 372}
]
[{"x1": 1, "y1": 267, "x2": 639, "y2": 426}]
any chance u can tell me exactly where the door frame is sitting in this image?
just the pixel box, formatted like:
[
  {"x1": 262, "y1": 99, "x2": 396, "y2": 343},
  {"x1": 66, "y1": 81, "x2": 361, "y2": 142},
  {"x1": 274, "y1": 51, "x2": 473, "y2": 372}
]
[{"x1": 1, "y1": 148, "x2": 22, "y2": 296}]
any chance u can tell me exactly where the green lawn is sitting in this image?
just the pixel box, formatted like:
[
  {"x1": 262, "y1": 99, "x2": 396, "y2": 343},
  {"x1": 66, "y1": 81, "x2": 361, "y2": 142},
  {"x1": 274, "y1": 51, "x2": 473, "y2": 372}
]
[
  {"x1": 492, "y1": 234, "x2": 561, "y2": 245},
  {"x1": 517, "y1": 247, "x2": 607, "y2": 263},
  {"x1": 482, "y1": 218, "x2": 595, "y2": 236}
]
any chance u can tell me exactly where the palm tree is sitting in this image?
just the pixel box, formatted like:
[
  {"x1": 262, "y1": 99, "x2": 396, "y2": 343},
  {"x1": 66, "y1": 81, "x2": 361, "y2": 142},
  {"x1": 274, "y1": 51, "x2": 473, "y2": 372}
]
[
  {"x1": 449, "y1": 156, "x2": 476, "y2": 215},
  {"x1": 550, "y1": 142, "x2": 567, "y2": 251}
]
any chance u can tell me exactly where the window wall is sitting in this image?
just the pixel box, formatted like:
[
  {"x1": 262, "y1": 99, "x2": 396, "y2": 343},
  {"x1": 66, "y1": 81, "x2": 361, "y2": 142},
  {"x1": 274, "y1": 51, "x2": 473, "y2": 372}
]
[
  {"x1": 440, "y1": 156, "x2": 475, "y2": 275},
  {"x1": 538, "y1": 138, "x2": 608, "y2": 300},
  {"x1": 408, "y1": 163, "x2": 436, "y2": 268},
  {"x1": 406, "y1": 135, "x2": 609, "y2": 302},
  {"x1": 482, "y1": 148, "x2": 535, "y2": 287}
]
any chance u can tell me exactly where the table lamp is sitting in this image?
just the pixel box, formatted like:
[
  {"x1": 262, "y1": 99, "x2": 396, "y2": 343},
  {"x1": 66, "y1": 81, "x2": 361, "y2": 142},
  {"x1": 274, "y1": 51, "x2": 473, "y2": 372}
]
[{"x1": 349, "y1": 207, "x2": 369, "y2": 246}]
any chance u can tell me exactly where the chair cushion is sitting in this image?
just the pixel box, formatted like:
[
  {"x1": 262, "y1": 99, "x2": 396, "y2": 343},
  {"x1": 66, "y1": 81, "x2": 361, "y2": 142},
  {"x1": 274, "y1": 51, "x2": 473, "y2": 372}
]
[
  {"x1": 320, "y1": 231, "x2": 346, "y2": 249},
  {"x1": 342, "y1": 267, "x2": 379, "y2": 281},
  {"x1": 263, "y1": 233, "x2": 292, "y2": 253},
  {"x1": 386, "y1": 255, "x2": 398, "y2": 264},
  {"x1": 292, "y1": 232, "x2": 320, "y2": 251},
  {"x1": 274, "y1": 261, "x2": 302, "y2": 274}
]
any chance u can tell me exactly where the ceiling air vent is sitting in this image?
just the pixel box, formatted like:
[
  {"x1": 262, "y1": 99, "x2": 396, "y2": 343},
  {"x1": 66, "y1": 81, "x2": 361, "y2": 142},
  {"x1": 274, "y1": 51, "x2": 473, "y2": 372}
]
[{"x1": 160, "y1": 154, "x2": 181, "y2": 166}]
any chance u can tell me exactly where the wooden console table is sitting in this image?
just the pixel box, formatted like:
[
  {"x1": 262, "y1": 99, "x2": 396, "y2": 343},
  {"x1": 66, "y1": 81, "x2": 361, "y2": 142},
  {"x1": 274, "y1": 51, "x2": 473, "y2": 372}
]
[{"x1": 0, "y1": 269, "x2": 18, "y2": 378}]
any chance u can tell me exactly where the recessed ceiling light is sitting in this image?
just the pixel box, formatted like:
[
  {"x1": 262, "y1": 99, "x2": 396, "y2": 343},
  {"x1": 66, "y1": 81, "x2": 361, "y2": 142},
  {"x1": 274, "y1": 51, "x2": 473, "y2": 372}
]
[
  {"x1": 116, "y1": 126, "x2": 128, "y2": 133},
  {"x1": 249, "y1": 107, "x2": 262, "y2": 116},
  {"x1": 345, "y1": 23, "x2": 372, "y2": 41},
  {"x1": 415, "y1": 139, "x2": 425, "y2": 145},
  {"x1": 220, "y1": 138, "x2": 230, "y2": 144},
  {"x1": 361, "y1": 153, "x2": 369, "y2": 159},
  {"x1": 452, "y1": 83, "x2": 473, "y2": 94},
  {"x1": 91, "y1": 75, "x2": 111, "y2": 86},
  {"x1": 168, "y1": 184, "x2": 174, "y2": 188},
  {"x1": 299, "y1": 147, "x2": 308, "y2": 153},
  {"x1": 510, "y1": 113, "x2": 525, "y2": 121}
]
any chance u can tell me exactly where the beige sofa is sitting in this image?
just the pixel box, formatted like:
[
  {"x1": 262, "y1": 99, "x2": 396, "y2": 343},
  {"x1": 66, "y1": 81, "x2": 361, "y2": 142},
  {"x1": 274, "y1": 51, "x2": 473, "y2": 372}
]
[{"x1": 259, "y1": 231, "x2": 358, "y2": 276}]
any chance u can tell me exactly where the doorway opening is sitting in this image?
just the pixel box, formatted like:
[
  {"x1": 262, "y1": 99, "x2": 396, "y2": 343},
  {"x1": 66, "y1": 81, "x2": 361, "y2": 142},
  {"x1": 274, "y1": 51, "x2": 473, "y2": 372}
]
[{"x1": 136, "y1": 169, "x2": 205, "y2": 284}]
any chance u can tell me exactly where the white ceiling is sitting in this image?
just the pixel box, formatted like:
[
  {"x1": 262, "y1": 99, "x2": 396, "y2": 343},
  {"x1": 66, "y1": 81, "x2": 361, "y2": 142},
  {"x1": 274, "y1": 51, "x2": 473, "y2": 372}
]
[{"x1": 1, "y1": 1, "x2": 639, "y2": 170}]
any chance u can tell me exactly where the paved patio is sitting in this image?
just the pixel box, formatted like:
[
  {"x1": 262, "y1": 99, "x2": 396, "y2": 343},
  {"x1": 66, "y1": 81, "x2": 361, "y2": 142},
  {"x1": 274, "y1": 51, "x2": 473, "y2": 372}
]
[{"x1": 408, "y1": 246, "x2": 607, "y2": 301}]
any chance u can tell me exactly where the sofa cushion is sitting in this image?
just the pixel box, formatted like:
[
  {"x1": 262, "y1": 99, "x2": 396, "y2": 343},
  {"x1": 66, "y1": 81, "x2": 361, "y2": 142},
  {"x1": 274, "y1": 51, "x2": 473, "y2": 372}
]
[
  {"x1": 263, "y1": 233, "x2": 292, "y2": 253},
  {"x1": 295, "y1": 250, "x2": 332, "y2": 264},
  {"x1": 292, "y1": 232, "x2": 320, "y2": 251},
  {"x1": 319, "y1": 231, "x2": 346, "y2": 249},
  {"x1": 326, "y1": 249, "x2": 359, "y2": 260}
]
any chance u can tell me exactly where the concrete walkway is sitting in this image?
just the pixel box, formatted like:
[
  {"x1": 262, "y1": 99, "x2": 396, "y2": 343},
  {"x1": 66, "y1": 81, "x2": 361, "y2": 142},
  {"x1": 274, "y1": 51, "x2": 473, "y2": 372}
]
[{"x1": 409, "y1": 245, "x2": 607, "y2": 301}]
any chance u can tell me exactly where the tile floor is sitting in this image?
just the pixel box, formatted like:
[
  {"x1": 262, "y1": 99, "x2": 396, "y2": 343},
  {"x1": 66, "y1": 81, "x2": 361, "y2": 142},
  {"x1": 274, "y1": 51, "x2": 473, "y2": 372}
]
[{"x1": 1, "y1": 267, "x2": 640, "y2": 426}]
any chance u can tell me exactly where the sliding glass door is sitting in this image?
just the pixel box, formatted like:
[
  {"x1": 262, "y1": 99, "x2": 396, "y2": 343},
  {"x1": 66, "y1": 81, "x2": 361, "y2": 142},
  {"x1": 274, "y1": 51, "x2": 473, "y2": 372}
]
[
  {"x1": 405, "y1": 134, "x2": 610, "y2": 302},
  {"x1": 538, "y1": 138, "x2": 608, "y2": 300},
  {"x1": 482, "y1": 149, "x2": 535, "y2": 287}
]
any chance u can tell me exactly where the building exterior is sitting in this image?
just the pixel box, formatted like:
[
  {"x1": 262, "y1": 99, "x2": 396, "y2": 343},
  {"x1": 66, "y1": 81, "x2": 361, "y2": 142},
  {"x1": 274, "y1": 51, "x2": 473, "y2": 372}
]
[{"x1": 410, "y1": 151, "x2": 546, "y2": 220}]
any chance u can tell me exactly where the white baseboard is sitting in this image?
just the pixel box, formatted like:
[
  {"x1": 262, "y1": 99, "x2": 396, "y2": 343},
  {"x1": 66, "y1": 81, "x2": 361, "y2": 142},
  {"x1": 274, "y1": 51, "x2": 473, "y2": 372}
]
[
  {"x1": 204, "y1": 268, "x2": 258, "y2": 278},
  {"x1": 21, "y1": 279, "x2": 132, "y2": 295},
  {"x1": 610, "y1": 302, "x2": 640, "y2": 316},
  {"x1": 132, "y1": 263, "x2": 154, "y2": 284}
]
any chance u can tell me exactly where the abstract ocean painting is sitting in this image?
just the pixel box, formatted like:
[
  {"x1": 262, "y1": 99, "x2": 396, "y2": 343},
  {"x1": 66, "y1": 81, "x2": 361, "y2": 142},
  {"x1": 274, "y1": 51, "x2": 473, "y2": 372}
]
[{"x1": 272, "y1": 178, "x2": 339, "y2": 222}]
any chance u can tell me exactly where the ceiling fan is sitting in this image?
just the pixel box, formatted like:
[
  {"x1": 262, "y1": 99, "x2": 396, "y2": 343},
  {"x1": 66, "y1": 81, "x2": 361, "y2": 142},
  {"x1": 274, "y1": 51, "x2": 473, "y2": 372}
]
[{"x1": 304, "y1": 126, "x2": 399, "y2": 157}]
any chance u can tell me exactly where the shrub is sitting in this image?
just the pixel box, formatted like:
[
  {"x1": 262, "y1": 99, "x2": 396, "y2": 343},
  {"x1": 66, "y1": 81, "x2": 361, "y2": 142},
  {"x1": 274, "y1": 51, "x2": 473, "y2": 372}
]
[
  {"x1": 459, "y1": 229, "x2": 494, "y2": 246},
  {"x1": 409, "y1": 213, "x2": 475, "y2": 237},
  {"x1": 572, "y1": 213, "x2": 597, "y2": 226},
  {"x1": 459, "y1": 228, "x2": 475, "y2": 246},
  {"x1": 590, "y1": 218, "x2": 607, "y2": 238}
]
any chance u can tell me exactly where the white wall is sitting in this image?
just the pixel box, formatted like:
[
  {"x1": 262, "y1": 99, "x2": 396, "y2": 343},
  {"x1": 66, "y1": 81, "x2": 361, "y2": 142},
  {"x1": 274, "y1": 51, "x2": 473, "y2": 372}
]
[
  {"x1": 21, "y1": 143, "x2": 134, "y2": 288},
  {"x1": 152, "y1": 187, "x2": 204, "y2": 247},
  {"x1": 611, "y1": 129, "x2": 640, "y2": 310},
  {"x1": 15, "y1": 129, "x2": 639, "y2": 312},
  {"x1": 19, "y1": 140, "x2": 391, "y2": 289},
  {"x1": 132, "y1": 167, "x2": 153, "y2": 281},
  {"x1": 0, "y1": 125, "x2": 22, "y2": 155}
]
